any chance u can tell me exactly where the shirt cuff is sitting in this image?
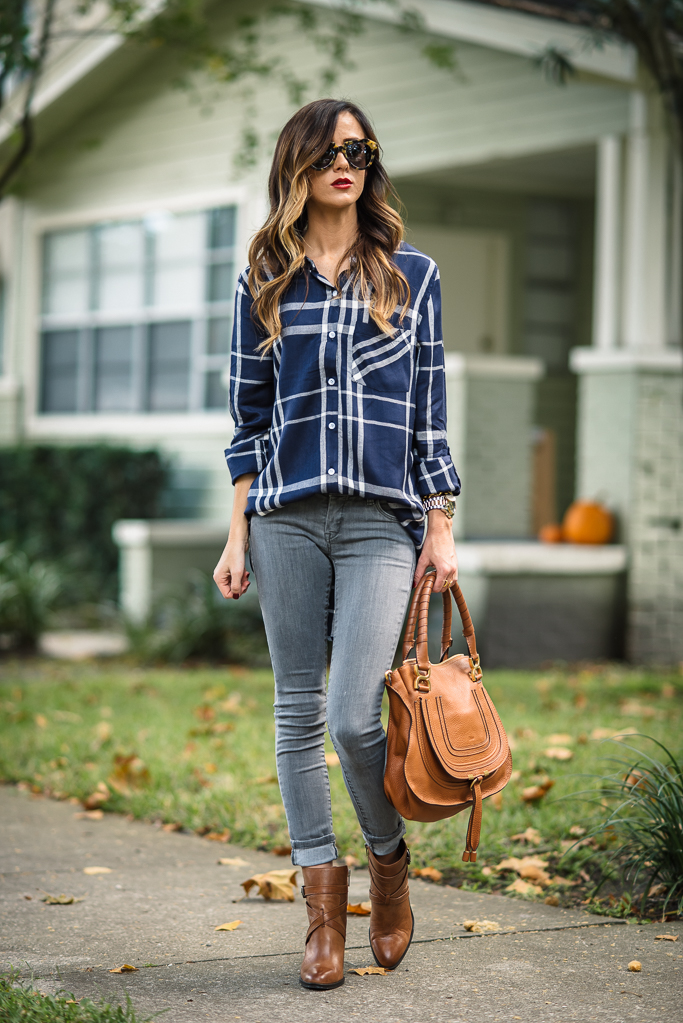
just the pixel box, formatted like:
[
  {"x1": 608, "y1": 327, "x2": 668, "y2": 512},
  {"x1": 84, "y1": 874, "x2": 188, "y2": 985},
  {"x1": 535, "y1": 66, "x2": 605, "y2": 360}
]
[
  {"x1": 415, "y1": 457, "x2": 461, "y2": 498},
  {"x1": 224, "y1": 438, "x2": 268, "y2": 485}
]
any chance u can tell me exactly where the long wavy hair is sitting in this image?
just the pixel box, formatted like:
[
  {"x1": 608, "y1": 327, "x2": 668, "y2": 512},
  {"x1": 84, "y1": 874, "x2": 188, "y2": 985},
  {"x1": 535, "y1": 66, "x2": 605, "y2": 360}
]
[{"x1": 248, "y1": 99, "x2": 409, "y2": 351}]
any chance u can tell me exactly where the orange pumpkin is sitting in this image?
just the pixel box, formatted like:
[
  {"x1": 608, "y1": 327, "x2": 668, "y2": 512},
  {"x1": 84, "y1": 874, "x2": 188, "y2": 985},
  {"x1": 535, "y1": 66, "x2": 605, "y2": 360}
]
[
  {"x1": 538, "y1": 523, "x2": 564, "y2": 544},
  {"x1": 562, "y1": 500, "x2": 614, "y2": 545}
]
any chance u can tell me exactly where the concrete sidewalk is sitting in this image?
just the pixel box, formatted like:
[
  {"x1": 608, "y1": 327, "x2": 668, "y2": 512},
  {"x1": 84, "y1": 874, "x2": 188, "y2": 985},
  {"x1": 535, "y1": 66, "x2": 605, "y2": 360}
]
[{"x1": 1, "y1": 786, "x2": 681, "y2": 1022}]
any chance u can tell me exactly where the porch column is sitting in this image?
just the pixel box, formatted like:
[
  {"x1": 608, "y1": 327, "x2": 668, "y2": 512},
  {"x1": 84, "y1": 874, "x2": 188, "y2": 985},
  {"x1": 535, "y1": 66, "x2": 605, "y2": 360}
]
[
  {"x1": 592, "y1": 135, "x2": 621, "y2": 351},
  {"x1": 571, "y1": 92, "x2": 683, "y2": 664}
]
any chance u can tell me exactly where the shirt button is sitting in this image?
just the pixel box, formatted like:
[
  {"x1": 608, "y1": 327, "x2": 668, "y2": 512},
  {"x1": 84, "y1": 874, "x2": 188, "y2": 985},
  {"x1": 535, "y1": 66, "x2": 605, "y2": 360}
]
[
  {"x1": 327, "y1": 378, "x2": 335, "y2": 385},
  {"x1": 328, "y1": 331, "x2": 336, "y2": 338},
  {"x1": 328, "y1": 422, "x2": 335, "y2": 430},
  {"x1": 328, "y1": 468, "x2": 335, "y2": 475}
]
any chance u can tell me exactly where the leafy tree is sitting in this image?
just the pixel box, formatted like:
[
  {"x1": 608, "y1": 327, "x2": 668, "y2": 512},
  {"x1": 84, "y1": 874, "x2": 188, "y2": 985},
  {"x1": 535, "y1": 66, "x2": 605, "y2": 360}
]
[
  {"x1": 486, "y1": 1, "x2": 683, "y2": 159},
  {"x1": 0, "y1": 0, "x2": 457, "y2": 198}
]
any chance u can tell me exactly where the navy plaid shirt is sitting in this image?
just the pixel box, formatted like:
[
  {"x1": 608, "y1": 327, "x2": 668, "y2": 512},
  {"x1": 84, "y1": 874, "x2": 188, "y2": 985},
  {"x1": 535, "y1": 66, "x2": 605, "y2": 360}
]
[{"x1": 225, "y1": 243, "x2": 460, "y2": 548}]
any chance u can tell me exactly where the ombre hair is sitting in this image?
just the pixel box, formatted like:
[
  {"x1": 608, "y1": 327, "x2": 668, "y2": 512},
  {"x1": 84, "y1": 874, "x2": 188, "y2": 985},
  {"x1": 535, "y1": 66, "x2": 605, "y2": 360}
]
[{"x1": 248, "y1": 98, "x2": 409, "y2": 350}]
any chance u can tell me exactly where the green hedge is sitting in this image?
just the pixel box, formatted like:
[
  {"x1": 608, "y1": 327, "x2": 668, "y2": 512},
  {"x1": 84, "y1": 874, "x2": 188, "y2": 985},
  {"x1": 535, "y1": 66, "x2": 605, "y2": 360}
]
[{"x1": 0, "y1": 445, "x2": 168, "y2": 601}]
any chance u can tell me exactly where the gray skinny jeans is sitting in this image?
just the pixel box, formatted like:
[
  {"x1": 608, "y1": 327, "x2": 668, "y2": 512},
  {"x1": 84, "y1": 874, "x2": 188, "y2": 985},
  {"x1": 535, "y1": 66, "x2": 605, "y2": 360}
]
[{"x1": 249, "y1": 494, "x2": 417, "y2": 866}]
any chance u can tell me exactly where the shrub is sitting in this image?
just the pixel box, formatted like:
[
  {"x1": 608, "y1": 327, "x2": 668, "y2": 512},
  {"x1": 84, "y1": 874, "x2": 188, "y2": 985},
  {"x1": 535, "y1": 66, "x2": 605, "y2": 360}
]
[
  {"x1": 583, "y1": 737, "x2": 683, "y2": 916},
  {"x1": 0, "y1": 445, "x2": 168, "y2": 600},
  {"x1": 0, "y1": 544, "x2": 63, "y2": 651},
  {"x1": 126, "y1": 571, "x2": 269, "y2": 665}
]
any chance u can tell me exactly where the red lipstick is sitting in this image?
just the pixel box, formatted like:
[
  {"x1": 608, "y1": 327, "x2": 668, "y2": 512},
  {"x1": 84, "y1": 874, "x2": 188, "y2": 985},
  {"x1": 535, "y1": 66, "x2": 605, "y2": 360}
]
[{"x1": 332, "y1": 177, "x2": 352, "y2": 189}]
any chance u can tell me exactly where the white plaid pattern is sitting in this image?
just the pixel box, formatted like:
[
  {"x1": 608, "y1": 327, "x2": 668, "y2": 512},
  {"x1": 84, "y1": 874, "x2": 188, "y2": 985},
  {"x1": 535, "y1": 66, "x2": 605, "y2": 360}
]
[{"x1": 225, "y1": 244, "x2": 460, "y2": 548}]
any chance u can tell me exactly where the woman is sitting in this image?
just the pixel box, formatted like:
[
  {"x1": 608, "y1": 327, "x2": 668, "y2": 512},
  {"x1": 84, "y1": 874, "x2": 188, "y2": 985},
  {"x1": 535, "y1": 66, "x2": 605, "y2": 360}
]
[{"x1": 214, "y1": 98, "x2": 460, "y2": 991}]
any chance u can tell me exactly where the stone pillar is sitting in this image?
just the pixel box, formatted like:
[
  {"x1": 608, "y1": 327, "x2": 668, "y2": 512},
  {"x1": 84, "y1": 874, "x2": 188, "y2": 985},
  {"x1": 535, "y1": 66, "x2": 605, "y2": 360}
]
[
  {"x1": 571, "y1": 349, "x2": 683, "y2": 663},
  {"x1": 444, "y1": 354, "x2": 544, "y2": 540}
]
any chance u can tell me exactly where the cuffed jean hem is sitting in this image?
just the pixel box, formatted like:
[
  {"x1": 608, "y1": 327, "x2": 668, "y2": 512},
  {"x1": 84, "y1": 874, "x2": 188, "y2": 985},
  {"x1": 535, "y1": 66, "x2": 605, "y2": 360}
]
[
  {"x1": 291, "y1": 837, "x2": 339, "y2": 867},
  {"x1": 362, "y1": 819, "x2": 406, "y2": 858}
]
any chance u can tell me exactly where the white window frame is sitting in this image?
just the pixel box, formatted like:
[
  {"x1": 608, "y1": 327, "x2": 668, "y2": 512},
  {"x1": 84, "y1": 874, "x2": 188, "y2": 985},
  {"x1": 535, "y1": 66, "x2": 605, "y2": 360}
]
[{"x1": 26, "y1": 188, "x2": 250, "y2": 438}]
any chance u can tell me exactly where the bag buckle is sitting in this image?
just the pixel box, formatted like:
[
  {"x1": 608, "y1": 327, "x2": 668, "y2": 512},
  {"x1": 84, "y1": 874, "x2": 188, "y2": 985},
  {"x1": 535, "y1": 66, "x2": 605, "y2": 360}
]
[
  {"x1": 468, "y1": 655, "x2": 482, "y2": 682},
  {"x1": 413, "y1": 665, "x2": 431, "y2": 692}
]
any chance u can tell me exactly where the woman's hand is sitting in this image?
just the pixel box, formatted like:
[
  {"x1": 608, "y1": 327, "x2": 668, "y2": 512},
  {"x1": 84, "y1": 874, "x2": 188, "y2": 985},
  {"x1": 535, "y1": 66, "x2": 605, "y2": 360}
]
[
  {"x1": 213, "y1": 472, "x2": 257, "y2": 600},
  {"x1": 213, "y1": 537, "x2": 250, "y2": 600},
  {"x1": 414, "y1": 510, "x2": 458, "y2": 592}
]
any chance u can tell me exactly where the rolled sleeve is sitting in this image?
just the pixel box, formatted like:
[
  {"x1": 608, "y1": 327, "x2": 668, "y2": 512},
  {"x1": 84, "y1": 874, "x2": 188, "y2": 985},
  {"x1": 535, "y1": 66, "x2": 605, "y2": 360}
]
[
  {"x1": 224, "y1": 273, "x2": 275, "y2": 484},
  {"x1": 412, "y1": 269, "x2": 461, "y2": 497}
]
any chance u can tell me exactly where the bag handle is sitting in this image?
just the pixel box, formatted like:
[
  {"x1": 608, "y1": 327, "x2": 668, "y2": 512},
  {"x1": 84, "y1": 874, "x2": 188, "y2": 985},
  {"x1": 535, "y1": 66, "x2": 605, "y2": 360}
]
[{"x1": 401, "y1": 571, "x2": 480, "y2": 679}]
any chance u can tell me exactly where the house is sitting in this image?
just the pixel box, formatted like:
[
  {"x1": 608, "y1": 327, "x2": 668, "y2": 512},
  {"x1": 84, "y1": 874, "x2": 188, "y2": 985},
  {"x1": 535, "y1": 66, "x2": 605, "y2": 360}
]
[{"x1": 0, "y1": 0, "x2": 681, "y2": 663}]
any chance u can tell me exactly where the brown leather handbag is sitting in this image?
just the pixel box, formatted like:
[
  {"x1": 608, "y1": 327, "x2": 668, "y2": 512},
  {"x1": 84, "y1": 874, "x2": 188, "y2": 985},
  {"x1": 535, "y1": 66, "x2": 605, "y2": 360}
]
[{"x1": 384, "y1": 571, "x2": 512, "y2": 862}]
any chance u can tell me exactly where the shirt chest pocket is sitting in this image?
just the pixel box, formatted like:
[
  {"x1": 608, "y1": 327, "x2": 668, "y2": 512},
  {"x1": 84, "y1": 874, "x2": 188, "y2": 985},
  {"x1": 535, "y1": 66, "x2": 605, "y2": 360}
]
[{"x1": 350, "y1": 327, "x2": 413, "y2": 393}]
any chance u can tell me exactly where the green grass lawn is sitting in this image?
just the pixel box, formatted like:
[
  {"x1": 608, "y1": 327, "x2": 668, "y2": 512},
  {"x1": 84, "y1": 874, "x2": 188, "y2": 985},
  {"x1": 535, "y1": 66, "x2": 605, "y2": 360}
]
[{"x1": 1, "y1": 658, "x2": 681, "y2": 916}]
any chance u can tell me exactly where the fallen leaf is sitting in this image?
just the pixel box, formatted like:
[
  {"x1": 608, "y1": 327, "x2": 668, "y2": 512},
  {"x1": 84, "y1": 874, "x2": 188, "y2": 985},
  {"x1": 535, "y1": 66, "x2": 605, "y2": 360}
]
[
  {"x1": 573, "y1": 692, "x2": 588, "y2": 710},
  {"x1": 544, "y1": 895, "x2": 560, "y2": 906},
  {"x1": 218, "y1": 857, "x2": 251, "y2": 867},
  {"x1": 620, "y1": 700, "x2": 658, "y2": 719},
  {"x1": 490, "y1": 791, "x2": 503, "y2": 811},
  {"x1": 518, "y1": 864, "x2": 552, "y2": 885},
  {"x1": 648, "y1": 883, "x2": 666, "y2": 897},
  {"x1": 254, "y1": 775, "x2": 278, "y2": 785},
  {"x1": 521, "y1": 779, "x2": 555, "y2": 803},
  {"x1": 219, "y1": 695, "x2": 242, "y2": 712},
  {"x1": 515, "y1": 727, "x2": 538, "y2": 738},
  {"x1": 82, "y1": 785, "x2": 109, "y2": 811},
  {"x1": 347, "y1": 902, "x2": 371, "y2": 916},
  {"x1": 194, "y1": 705, "x2": 215, "y2": 722},
  {"x1": 510, "y1": 828, "x2": 542, "y2": 845},
  {"x1": 654, "y1": 934, "x2": 678, "y2": 942},
  {"x1": 569, "y1": 825, "x2": 586, "y2": 836},
  {"x1": 546, "y1": 733, "x2": 573, "y2": 745},
  {"x1": 215, "y1": 920, "x2": 241, "y2": 931},
  {"x1": 109, "y1": 965, "x2": 138, "y2": 974},
  {"x1": 344, "y1": 854, "x2": 361, "y2": 868},
  {"x1": 40, "y1": 893, "x2": 84, "y2": 905},
  {"x1": 627, "y1": 961, "x2": 641, "y2": 972},
  {"x1": 462, "y1": 919, "x2": 500, "y2": 933},
  {"x1": 162, "y1": 822, "x2": 182, "y2": 832},
  {"x1": 324, "y1": 752, "x2": 340, "y2": 767},
  {"x1": 505, "y1": 878, "x2": 543, "y2": 896},
  {"x1": 73, "y1": 810, "x2": 103, "y2": 821},
  {"x1": 543, "y1": 747, "x2": 573, "y2": 761},
  {"x1": 108, "y1": 753, "x2": 150, "y2": 795},
  {"x1": 591, "y1": 727, "x2": 619, "y2": 740},
  {"x1": 481, "y1": 866, "x2": 493, "y2": 876},
  {"x1": 411, "y1": 867, "x2": 443, "y2": 882},
  {"x1": 348, "y1": 967, "x2": 389, "y2": 976},
  {"x1": 241, "y1": 869, "x2": 298, "y2": 901},
  {"x1": 204, "y1": 830, "x2": 231, "y2": 843},
  {"x1": 53, "y1": 710, "x2": 82, "y2": 723},
  {"x1": 35, "y1": 714, "x2": 48, "y2": 729},
  {"x1": 94, "y1": 721, "x2": 112, "y2": 744},
  {"x1": 551, "y1": 875, "x2": 578, "y2": 887},
  {"x1": 272, "y1": 845, "x2": 292, "y2": 856},
  {"x1": 83, "y1": 866, "x2": 111, "y2": 875},
  {"x1": 495, "y1": 856, "x2": 548, "y2": 874},
  {"x1": 204, "y1": 763, "x2": 217, "y2": 774}
]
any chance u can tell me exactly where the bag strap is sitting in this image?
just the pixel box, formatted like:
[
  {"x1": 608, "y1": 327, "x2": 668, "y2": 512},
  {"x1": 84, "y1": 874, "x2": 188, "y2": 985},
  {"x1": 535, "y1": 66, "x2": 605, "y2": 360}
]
[{"x1": 401, "y1": 571, "x2": 480, "y2": 677}]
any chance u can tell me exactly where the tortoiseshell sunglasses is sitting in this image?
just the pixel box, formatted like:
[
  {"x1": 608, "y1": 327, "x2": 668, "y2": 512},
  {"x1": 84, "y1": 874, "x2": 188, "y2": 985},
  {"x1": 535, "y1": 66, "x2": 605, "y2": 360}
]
[{"x1": 310, "y1": 138, "x2": 378, "y2": 171}]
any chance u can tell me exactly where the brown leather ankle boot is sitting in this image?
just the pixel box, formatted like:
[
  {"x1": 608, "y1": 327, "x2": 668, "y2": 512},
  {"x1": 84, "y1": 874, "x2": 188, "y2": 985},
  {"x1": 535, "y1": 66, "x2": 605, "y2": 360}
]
[
  {"x1": 299, "y1": 864, "x2": 349, "y2": 990},
  {"x1": 367, "y1": 840, "x2": 414, "y2": 970}
]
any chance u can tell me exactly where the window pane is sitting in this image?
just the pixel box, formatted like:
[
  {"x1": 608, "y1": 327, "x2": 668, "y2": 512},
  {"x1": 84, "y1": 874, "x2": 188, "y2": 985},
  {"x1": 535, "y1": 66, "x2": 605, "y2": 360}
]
[
  {"x1": 43, "y1": 230, "x2": 89, "y2": 315},
  {"x1": 207, "y1": 317, "x2": 231, "y2": 354},
  {"x1": 152, "y1": 212, "x2": 204, "y2": 310},
  {"x1": 148, "y1": 321, "x2": 191, "y2": 411},
  {"x1": 209, "y1": 207, "x2": 236, "y2": 250},
  {"x1": 204, "y1": 370, "x2": 227, "y2": 409},
  {"x1": 208, "y1": 262, "x2": 233, "y2": 303},
  {"x1": 97, "y1": 223, "x2": 144, "y2": 312},
  {"x1": 41, "y1": 330, "x2": 79, "y2": 412},
  {"x1": 95, "y1": 327, "x2": 134, "y2": 411}
]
